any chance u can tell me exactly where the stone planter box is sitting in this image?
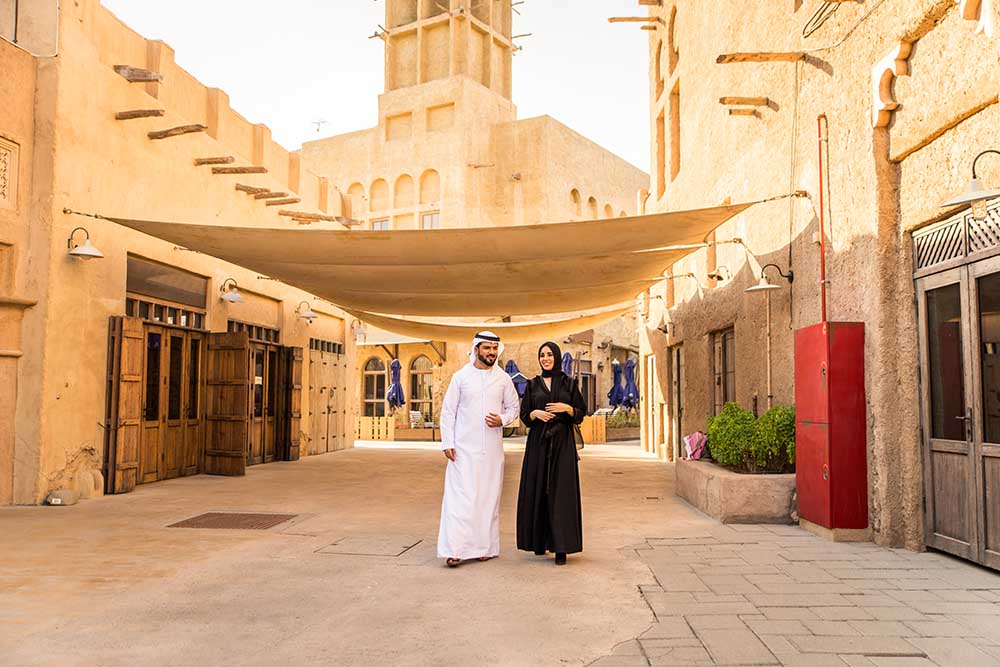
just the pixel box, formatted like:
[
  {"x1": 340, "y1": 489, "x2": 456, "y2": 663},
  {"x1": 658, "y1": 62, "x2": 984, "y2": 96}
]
[
  {"x1": 675, "y1": 459, "x2": 796, "y2": 524},
  {"x1": 607, "y1": 427, "x2": 640, "y2": 441}
]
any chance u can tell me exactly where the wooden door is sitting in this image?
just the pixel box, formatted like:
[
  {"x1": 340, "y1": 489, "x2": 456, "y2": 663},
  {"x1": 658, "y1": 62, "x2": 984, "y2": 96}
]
[
  {"x1": 162, "y1": 332, "x2": 186, "y2": 479},
  {"x1": 327, "y1": 353, "x2": 339, "y2": 452},
  {"x1": 183, "y1": 334, "x2": 204, "y2": 476},
  {"x1": 968, "y1": 258, "x2": 1000, "y2": 570},
  {"x1": 263, "y1": 347, "x2": 278, "y2": 463},
  {"x1": 308, "y1": 348, "x2": 324, "y2": 455},
  {"x1": 334, "y1": 352, "x2": 349, "y2": 450},
  {"x1": 106, "y1": 317, "x2": 144, "y2": 494},
  {"x1": 139, "y1": 326, "x2": 165, "y2": 484},
  {"x1": 248, "y1": 344, "x2": 265, "y2": 465},
  {"x1": 285, "y1": 346, "x2": 303, "y2": 461},
  {"x1": 917, "y1": 267, "x2": 978, "y2": 561},
  {"x1": 204, "y1": 332, "x2": 249, "y2": 476},
  {"x1": 670, "y1": 346, "x2": 684, "y2": 460}
]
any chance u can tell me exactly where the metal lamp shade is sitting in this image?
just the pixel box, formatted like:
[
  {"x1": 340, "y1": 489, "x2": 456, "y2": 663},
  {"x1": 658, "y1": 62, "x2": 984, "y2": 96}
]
[
  {"x1": 220, "y1": 288, "x2": 245, "y2": 303},
  {"x1": 745, "y1": 276, "x2": 780, "y2": 294},
  {"x1": 68, "y1": 238, "x2": 104, "y2": 259},
  {"x1": 941, "y1": 178, "x2": 1000, "y2": 220}
]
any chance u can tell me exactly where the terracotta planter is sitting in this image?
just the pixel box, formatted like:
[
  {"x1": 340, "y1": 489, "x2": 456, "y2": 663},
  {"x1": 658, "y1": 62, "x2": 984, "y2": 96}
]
[{"x1": 675, "y1": 459, "x2": 796, "y2": 524}]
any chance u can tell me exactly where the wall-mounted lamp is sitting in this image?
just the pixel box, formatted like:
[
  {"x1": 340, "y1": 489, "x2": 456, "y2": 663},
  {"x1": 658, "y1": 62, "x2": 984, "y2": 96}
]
[
  {"x1": 66, "y1": 227, "x2": 104, "y2": 259},
  {"x1": 296, "y1": 301, "x2": 319, "y2": 324},
  {"x1": 597, "y1": 361, "x2": 605, "y2": 372},
  {"x1": 707, "y1": 265, "x2": 732, "y2": 283},
  {"x1": 942, "y1": 149, "x2": 1000, "y2": 221},
  {"x1": 219, "y1": 278, "x2": 245, "y2": 303},
  {"x1": 745, "y1": 263, "x2": 794, "y2": 294}
]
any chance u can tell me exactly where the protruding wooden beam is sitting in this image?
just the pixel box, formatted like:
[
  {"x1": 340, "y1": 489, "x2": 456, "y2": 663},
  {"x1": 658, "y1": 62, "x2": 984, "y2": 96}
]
[
  {"x1": 278, "y1": 210, "x2": 338, "y2": 222},
  {"x1": 254, "y1": 191, "x2": 289, "y2": 200},
  {"x1": 719, "y1": 96, "x2": 771, "y2": 107},
  {"x1": 265, "y1": 198, "x2": 301, "y2": 207},
  {"x1": 213, "y1": 166, "x2": 268, "y2": 175},
  {"x1": 728, "y1": 109, "x2": 758, "y2": 116},
  {"x1": 115, "y1": 109, "x2": 165, "y2": 120},
  {"x1": 717, "y1": 52, "x2": 805, "y2": 64},
  {"x1": 641, "y1": 25, "x2": 658, "y2": 31},
  {"x1": 194, "y1": 156, "x2": 235, "y2": 166},
  {"x1": 609, "y1": 16, "x2": 664, "y2": 24},
  {"x1": 235, "y1": 184, "x2": 269, "y2": 195},
  {"x1": 113, "y1": 65, "x2": 163, "y2": 82},
  {"x1": 638, "y1": 0, "x2": 662, "y2": 5},
  {"x1": 148, "y1": 124, "x2": 207, "y2": 140}
]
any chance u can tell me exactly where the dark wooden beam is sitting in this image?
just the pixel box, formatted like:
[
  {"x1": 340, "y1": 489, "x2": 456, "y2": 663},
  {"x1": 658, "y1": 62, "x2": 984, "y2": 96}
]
[
  {"x1": 265, "y1": 198, "x2": 301, "y2": 206},
  {"x1": 115, "y1": 109, "x2": 165, "y2": 120},
  {"x1": 113, "y1": 65, "x2": 163, "y2": 82},
  {"x1": 608, "y1": 16, "x2": 664, "y2": 24},
  {"x1": 717, "y1": 52, "x2": 804, "y2": 64},
  {"x1": 194, "y1": 156, "x2": 236, "y2": 166},
  {"x1": 728, "y1": 109, "x2": 758, "y2": 117},
  {"x1": 719, "y1": 96, "x2": 771, "y2": 107},
  {"x1": 235, "y1": 184, "x2": 269, "y2": 195},
  {"x1": 213, "y1": 166, "x2": 268, "y2": 175},
  {"x1": 278, "y1": 210, "x2": 338, "y2": 222},
  {"x1": 148, "y1": 124, "x2": 207, "y2": 140},
  {"x1": 253, "y1": 191, "x2": 289, "y2": 200}
]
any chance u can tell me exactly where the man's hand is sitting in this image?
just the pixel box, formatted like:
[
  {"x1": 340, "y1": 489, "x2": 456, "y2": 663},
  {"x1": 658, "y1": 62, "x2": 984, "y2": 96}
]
[
  {"x1": 530, "y1": 409, "x2": 556, "y2": 422},
  {"x1": 443, "y1": 448, "x2": 456, "y2": 461},
  {"x1": 485, "y1": 412, "x2": 503, "y2": 428}
]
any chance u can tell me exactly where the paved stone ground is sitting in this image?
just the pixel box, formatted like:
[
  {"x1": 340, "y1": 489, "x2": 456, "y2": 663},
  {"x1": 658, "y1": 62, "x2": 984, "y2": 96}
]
[
  {"x1": 2, "y1": 440, "x2": 999, "y2": 665},
  {"x1": 597, "y1": 526, "x2": 1000, "y2": 666}
]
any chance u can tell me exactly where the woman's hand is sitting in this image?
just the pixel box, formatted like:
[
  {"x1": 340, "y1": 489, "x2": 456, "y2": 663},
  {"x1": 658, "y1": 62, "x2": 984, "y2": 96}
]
[
  {"x1": 545, "y1": 402, "x2": 573, "y2": 415},
  {"x1": 530, "y1": 409, "x2": 556, "y2": 423}
]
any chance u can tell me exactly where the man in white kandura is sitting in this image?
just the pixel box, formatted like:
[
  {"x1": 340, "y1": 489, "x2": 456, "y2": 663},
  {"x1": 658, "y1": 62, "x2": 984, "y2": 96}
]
[{"x1": 438, "y1": 331, "x2": 520, "y2": 568}]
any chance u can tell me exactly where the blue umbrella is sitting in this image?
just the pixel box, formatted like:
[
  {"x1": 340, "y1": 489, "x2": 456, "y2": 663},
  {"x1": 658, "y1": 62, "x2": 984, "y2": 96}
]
[
  {"x1": 608, "y1": 359, "x2": 624, "y2": 407},
  {"x1": 504, "y1": 359, "x2": 529, "y2": 397},
  {"x1": 561, "y1": 352, "x2": 574, "y2": 378},
  {"x1": 386, "y1": 359, "x2": 406, "y2": 409},
  {"x1": 622, "y1": 358, "x2": 640, "y2": 410}
]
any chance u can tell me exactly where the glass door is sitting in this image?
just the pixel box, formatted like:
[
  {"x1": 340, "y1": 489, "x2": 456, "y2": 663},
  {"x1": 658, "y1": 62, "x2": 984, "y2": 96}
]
[{"x1": 916, "y1": 267, "x2": 978, "y2": 561}]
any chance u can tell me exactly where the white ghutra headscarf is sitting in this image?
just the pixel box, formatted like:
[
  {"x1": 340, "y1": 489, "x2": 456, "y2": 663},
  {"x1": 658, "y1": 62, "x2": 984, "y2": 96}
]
[{"x1": 469, "y1": 330, "x2": 504, "y2": 362}]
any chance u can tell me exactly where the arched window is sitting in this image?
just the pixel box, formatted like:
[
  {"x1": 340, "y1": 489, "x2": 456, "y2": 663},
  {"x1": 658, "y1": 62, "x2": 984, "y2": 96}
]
[
  {"x1": 394, "y1": 173, "x2": 415, "y2": 208},
  {"x1": 409, "y1": 355, "x2": 434, "y2": 423},
  {"x1": 603, "y1": 204, "x2": 614, "y2": 219},
  {"x1": 655, "y1": 41, "x2": 664, "y2": 98},
  {"x1": 420, "y1": 169, "x2": 441, "y2": 204},
  {"x1": 570, "y1": 189, "x2": 582, "y2": 217},
  {"x1": 668, "y1": 6, "x2": 679, "y2": 74},
  {"x1": 619, "y1": 210, "x2": 628, "y2": 217},
  {"x1": 363, "y1": 357, "x2": 387, "y2": 417},
  {"x1": 370, "y1": 179, "x2": 390, "y2": 212},
  {"x1": 587, "y1": 196, "x2": 598, "y2": 219}
]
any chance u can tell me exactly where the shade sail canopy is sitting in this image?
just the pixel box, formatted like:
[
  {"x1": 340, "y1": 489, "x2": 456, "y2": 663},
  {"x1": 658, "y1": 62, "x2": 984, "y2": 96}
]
[
  {"x1": 343, "y1": 305, "x2": 634, "y2": 344},
  {"x1": 108, "y1": 202, "x2": 753, "y2": 267}
]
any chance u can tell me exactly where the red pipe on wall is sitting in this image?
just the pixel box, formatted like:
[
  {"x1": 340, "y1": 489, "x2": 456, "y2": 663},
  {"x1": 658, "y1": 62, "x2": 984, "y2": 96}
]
[{"x1": 817, "y1": 114, "x2": 828, "y2": 323}]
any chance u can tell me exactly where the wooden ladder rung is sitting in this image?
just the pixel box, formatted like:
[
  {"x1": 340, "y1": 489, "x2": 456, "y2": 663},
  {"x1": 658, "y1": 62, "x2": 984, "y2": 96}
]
[
  {"x1": 115, "y1": 109, "x2": 165, "y2": 120},
  {"x1": 265, "y1": 198, "x2": 301, "y2": 207},
  {"x1": 213, "y1": 166, "x2": 268, "y2": 175},
  {"x1": 113, "y1": 65, "x2": 163, "y2": 83},
  {"x1": 148, "y1": 124, "x2": 207, "y2": 140},
  {"x1": 236, "y1": 184, "x2": 269, "y2": 194},
  {"x1": 254, "y1": 191, "x2": 289, "y2": 200},
  {"x1": 719, "y1": 96, "x2": 771, "y2": 107},
  {"x1": 194, "y1": 156, "x2": 236, "y2": 166}
]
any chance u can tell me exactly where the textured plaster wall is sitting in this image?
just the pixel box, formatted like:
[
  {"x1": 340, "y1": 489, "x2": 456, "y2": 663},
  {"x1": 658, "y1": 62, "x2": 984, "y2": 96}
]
[
  {"x1": 639, "y1": 0, "x2": 1000, "y2": 549},
  {"x1": 6, "y1": 0, "x2": 358, "y2": 503}
]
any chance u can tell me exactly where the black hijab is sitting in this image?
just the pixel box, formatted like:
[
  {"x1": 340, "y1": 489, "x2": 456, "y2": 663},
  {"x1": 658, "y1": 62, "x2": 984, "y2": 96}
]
[{"x1": 538, "y1": 341, "x2": 563, "y2": 379}]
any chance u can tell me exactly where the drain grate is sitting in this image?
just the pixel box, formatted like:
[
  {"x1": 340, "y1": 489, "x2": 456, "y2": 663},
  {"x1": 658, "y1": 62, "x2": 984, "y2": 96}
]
[{"x1": 168, "y1": 512, "x2": 297, "y2": 530}]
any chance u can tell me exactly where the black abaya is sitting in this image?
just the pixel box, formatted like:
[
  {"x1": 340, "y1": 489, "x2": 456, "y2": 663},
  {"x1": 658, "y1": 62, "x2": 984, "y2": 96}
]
[{"x1": 516, "y1": 373, "x2": 587, "y2": 555}]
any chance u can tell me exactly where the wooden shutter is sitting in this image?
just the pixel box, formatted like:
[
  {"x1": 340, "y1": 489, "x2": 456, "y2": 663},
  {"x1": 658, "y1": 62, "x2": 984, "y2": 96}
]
[
  {"x1": 283, "y1": 346, "x2": 303, "y2": 461},
  {"x1": 105, "y1": 317, "x2": 144, "y2": 494},
  {"x1": 204, "y1": 332, "x2": 250, "y2": 476}
]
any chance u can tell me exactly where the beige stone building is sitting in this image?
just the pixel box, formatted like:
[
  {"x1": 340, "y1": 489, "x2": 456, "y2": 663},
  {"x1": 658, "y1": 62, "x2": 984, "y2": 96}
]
[
  {"x1": 637, "y1": 0, "x2": 1000, "y2": 569},
  {"x1": 300, "y1": 0, "x2": 648, "y2": 431},
  {"x1": 0, "y1": 0, "x2": 361, "y2": 504}
]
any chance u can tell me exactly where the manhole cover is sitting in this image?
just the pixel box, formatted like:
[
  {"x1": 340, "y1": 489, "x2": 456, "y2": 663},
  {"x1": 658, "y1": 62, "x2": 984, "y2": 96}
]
[
  {"x1": 168, "y1": 512, "x2": 297, "y2": 530},
  {"x1": 316, "y1": 535, "x2": 422, "y2": 557}
]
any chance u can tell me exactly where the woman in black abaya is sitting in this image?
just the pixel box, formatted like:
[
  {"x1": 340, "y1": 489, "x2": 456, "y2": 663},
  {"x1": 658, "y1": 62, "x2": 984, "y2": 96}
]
[{"x1": 516, "y1": 341, "x2": 587, "y2": 565}]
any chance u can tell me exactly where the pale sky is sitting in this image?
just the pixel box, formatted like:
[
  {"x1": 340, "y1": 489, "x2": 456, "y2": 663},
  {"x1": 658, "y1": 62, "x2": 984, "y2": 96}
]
[{"x1": 100, "y1": 0, "x2": 651, "y2": 171}]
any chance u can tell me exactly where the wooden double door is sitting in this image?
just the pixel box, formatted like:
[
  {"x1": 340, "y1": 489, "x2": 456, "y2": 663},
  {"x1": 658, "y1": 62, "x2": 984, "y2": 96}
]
[
  {"x1": 308, "y1": 347, "x2": 348, "y2": 454},
  {"x1": 106, "y1": 319, "x2": 302, "y2": 494},
  {"x1": 917, "y1": 257, "x2": 1000, "y2": 571}
]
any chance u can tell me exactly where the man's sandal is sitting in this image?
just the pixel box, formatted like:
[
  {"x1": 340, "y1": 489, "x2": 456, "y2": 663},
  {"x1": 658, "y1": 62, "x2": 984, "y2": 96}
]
[
  {"x1": 477, "y1": 556, "x2": 493, "y2": 562},
  {"x1": 446, "y1": 558, "x2": 462, "y2": 567}
]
